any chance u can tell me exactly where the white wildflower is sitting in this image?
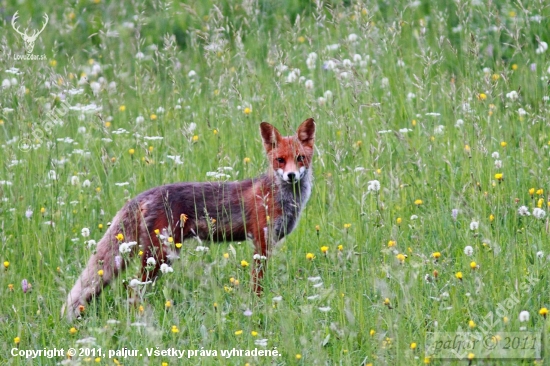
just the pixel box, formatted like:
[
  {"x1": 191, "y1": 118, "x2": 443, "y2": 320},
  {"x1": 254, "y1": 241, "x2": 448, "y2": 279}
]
[
  {"x1": 519, "y1": 310, "x2": 530, "y2": 322},
  {"x1": 367, "y1": 180, "x2": 381, "y2": 192},
  {"x1": 90, "y1": 81, "x2": 101, "y2": 94},
  {"x1": 254, "y1": 338, "x2": 268, "y2": 347},
  {"x1": 491, "y1": 152, "x2": 499, "y2": 159},
  {"x1": 324, "y1": 60, "x2": 337, "y2": 70},
  {"x1": 286, "y1": 71, "x2": 298, "y2": 83},
  {"x1": 347, "y1": 33, "x2": 358, "y2": 42},
  {"x1": 506, "y1": 90, "x2": 518, "y2": 100},
  {"x1": 533, "y1": 208, "x2": 546, "y2": 219},
  {"x1": 536, "y1": 41, "x2": 548, "y2": 54},
  {"x1": 469, "y1": 221, "x2": 479, "y2": 231},
  {"x1": 464, "y1": 246, "x2": 474, "y2": 256},
  {"x1": 130, "y1": 322, "x2": 147, "y2": 327},
  {"x1": 306, "y1": 53, "x2": 317, "y2": 70},
  {"x1": 160, "y1": 263, "x2": 174, "y2": 274},
  {"x1": 81, "y1": 228, "x2": 90, "y2": 237},
  {"x1": 129, "y1": 279, "x2": 152, "y2": 288},
  {"x1": 518, "y1": 206, "x2": 530, "y2": 216},
  {"x1": 119, "y1": 241, "x2": 137, "y2": 254}
]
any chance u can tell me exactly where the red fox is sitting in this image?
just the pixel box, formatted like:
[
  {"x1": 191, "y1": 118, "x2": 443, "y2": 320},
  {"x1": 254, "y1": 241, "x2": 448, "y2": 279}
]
[{"x1": 63, "y1": 118, "x2": 315, "y2": 320}]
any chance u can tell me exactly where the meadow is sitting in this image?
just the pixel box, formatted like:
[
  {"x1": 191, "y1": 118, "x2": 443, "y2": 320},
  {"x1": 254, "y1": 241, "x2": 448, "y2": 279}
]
[{"x1": 1, "y1": 0, "x2": 550, "y2": 364}]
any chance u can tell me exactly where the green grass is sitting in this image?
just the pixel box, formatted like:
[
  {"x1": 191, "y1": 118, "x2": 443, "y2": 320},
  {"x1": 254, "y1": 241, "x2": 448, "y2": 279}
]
[{"x1": 1, "y1": 0, "x2": 550, "y2": 364}]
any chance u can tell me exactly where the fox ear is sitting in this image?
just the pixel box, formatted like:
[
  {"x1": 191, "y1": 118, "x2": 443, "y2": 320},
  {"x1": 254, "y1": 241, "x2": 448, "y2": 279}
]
[
  {"x1": 296, "y1": 118, "x2": 315, "y2": 148},
  {"x1": 260, "y1": 122, "x2": 282, "y2": 152}
]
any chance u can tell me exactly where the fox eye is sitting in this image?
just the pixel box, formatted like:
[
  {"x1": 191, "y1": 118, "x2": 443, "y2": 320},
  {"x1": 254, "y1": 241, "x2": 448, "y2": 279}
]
[
  {"x1": 276, "y1": 157, "x2": 285, "y2": 164},
  {"x1": 296, "y1": 155, "x2": 305, "y2": 163}
]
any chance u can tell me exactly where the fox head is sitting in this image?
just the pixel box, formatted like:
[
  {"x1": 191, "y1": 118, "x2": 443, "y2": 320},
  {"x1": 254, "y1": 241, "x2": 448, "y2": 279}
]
[{"x1": 260, "y1": 118, "x2": 315, "y2": 184}]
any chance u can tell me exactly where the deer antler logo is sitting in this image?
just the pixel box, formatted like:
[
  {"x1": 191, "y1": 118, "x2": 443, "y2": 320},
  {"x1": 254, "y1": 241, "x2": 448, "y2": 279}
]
[{"x1": 11, "y1": 11, "x2": 49, "y2": 54}]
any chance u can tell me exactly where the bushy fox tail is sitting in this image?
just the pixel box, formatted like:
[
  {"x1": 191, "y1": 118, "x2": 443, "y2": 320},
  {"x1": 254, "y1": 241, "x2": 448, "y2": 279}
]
[{"x1": 62, "y1": 202, "x2": 140, "y2": 321}]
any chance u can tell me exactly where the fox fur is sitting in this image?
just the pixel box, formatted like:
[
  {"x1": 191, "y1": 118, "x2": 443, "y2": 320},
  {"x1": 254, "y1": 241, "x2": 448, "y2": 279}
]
[{"x1": 62, "y1": 118, "x2": 315, "y2": 320}]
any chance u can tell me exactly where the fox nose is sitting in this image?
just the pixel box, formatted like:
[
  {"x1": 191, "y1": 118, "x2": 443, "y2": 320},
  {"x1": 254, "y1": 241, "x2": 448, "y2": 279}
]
[{"x1": 287, "y1": 172, "x2": 296, "y2": 182}]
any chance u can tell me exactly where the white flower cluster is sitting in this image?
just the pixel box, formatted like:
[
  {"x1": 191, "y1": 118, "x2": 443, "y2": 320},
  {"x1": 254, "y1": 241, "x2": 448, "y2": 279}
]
[
  {"x1": 119, "y1": 241, "x2": 137, "y2": 254},
  {"x1": 367, "y1": 180, "x2": 381, "y2": 192}
]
